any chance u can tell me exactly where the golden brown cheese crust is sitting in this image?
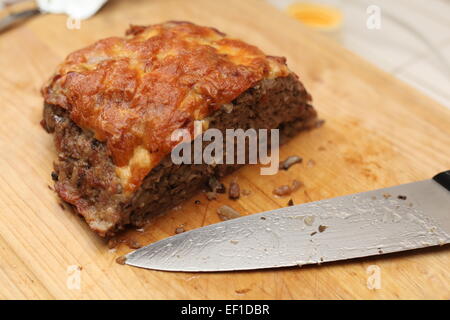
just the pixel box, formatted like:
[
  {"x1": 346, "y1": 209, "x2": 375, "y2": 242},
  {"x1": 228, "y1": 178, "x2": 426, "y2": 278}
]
[{"x1": 42, "y1": 21, "x2": 289, "y2": 191}]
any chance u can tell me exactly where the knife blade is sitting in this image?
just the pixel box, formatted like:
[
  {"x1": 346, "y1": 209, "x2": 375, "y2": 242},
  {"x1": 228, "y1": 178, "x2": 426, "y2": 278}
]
[{"x1": 125, "y1": 170, "x2": 450, "y2": 272}]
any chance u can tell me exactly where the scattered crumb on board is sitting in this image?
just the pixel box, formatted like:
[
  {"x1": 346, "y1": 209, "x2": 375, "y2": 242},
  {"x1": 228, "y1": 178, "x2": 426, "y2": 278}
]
[
  {"x1": 279, "y1": 155, "x2": 302, "y2": 170},
  {"x1": 116, "y1": 256, "x2": 127, "y2": 265},
  {"x1": 228, "y1": 180, "x2": 240, "y2": 200},
  {"x1": 235, "y1": 288, "x2": 251, "y2": 294},
  {"x1": 273, "y1": 180, "x2": 302, "y2": 197},
  {"x1": 175, "y1": 226, "x2": 186, "y2": 234},
  {"x1": 217, "y1": 205, "x2": 241, "y2": 221}
]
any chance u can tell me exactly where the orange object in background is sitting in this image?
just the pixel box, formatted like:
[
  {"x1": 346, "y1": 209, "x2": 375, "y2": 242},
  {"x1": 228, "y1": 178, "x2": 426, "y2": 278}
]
[{"x1": 286, "y1": 2, "x2": 343, "y2": 32}]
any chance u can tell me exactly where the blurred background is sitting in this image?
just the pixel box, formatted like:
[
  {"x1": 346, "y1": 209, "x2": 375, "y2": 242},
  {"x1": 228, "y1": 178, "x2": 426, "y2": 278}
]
[{"x1": 1, "y1": 0, "x2": 449, "y2": 108}]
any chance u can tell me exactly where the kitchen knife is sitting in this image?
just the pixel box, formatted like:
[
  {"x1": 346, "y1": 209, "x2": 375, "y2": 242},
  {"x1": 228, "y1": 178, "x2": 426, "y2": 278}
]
[{"x1": 125, "y1": 170, "x2": 450, "y2": 272}]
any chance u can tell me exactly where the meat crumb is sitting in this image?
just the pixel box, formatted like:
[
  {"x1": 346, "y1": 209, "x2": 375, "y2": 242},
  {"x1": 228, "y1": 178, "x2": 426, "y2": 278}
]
[
  {"x1": 383, "y1": 193, "x2": 391, "y2": 199},
  {"x1": 273, "y1": 185, "x2": 291, "y2": 196},
  {"x1": 175, "y1": 226, "x2": 185, "y2": 234},
  {"x1": 287, "y1": 199, "x2": 294, "y2": 206},
  {"x1": 318, "y1": 225, "x2": 328, "y2": 233},
  {"x1": 115, "y1": 256, "x2": 127, "y2": 265},
  {"x1": 273, "y1": 180, "x2": 302, "y2": 197},
  {"x1": 310, "y1": 231, "x2": 317, "y2": 236},
  {"x1": 235, "y1": 288, "x2": 251, "y2": 294},
  {"x1": 228, "y1": 180, "x2": 240, "y2": 200},
  {"x1": 397, "y1": 195, "x2": 407, "y2": 200},
  {"x1": 217, "y1": 205, "x2": 241, "y2": 221},
  {"x1": 279, "y1": 155, "x2": 303, "y2": 170}
]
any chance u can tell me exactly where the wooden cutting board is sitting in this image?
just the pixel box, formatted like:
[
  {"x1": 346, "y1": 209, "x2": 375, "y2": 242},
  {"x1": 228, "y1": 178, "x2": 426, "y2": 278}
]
[{"x1": 0, "y1": 0, "x2": 449, "y2": 299}]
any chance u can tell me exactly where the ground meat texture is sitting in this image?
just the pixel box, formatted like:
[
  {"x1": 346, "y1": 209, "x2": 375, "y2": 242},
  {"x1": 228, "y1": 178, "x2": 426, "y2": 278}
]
[{"x1": 43, "y1": 74, "x2": 318, "y2": 236}]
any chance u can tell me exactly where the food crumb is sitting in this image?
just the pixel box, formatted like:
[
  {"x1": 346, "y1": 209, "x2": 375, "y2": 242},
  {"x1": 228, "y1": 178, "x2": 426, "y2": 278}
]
[
  {"x1": 273, "y1": 185, "x2": 291, "y2": 196},
  {"x1": 397, "y1": 195, "x2": 407, "y2": 200},
  {"x1": 235, "y1": 288, "x2": 251, "y2": 294},
  {"x1": 228, "y1": 180, "x2": 240, "y2": 200},
  {"x1": 260, "y1": 216, "x2": 266, "y2": 220},
  {"x1": 194, "y1": 200, "x2": 201, "y2": 205},
  {"x1": 279, "y1": 155, "x2": 303, "y2": 170},
  {"x1": 273, "y1": 180, "x2": 302, "y2": 197},
  {"x1": 217, "y1": 205, "x2": 241, "y2": 221},
  {"x1": 175, "y1": 226, "x2": 185, "y2": 234},
  {"x1": 287, "y1": 199, "x2": 294, "y2": 206},
  {"x1": 383, "y1": 193, "x2": 391, "y2": 199},
  {"x1": 318, "y1": 225, "x2": 327, "y2": 233},
  {"x1": 310, "y1": 231, "x2": 317, "y2": 236},
  {"x1": 115, "y1": 256, "x2": 127, "y2": 265},
  {"x1": 230, "y1": 240, "x2": 239, "y2": 245}
]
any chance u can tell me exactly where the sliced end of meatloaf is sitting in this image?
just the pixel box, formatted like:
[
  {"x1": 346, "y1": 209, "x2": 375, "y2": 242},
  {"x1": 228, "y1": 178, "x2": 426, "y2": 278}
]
[
  {"x1": 42, "y1": 73, "x2": 318, "y2": 236},
  {"x1": 41, "y1": 21, "x2": 320, "y2": 236}
]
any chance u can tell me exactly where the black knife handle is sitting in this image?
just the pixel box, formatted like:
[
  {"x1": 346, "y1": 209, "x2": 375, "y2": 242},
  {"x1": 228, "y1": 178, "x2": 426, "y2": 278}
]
[{"x1": 433, "y1": 170, "x2": 450, "y2": 191}]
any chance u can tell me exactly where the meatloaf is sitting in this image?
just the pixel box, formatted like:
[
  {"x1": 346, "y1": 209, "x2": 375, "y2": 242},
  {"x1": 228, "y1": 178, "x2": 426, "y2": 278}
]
[{"x1": 41, "y1": 21, "x2": 318, "y2": 236}]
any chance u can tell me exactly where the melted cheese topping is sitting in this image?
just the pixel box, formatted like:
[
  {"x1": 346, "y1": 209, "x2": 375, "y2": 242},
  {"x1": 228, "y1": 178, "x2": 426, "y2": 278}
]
[{"x1": 42, "y1": 21, "x2": 289, "y2": 192}]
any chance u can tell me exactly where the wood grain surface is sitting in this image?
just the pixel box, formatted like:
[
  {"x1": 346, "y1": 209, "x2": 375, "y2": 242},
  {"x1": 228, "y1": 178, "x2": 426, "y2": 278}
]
[{"x1": 0, "y1": 0, "x2": 449, "y2": 299}]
